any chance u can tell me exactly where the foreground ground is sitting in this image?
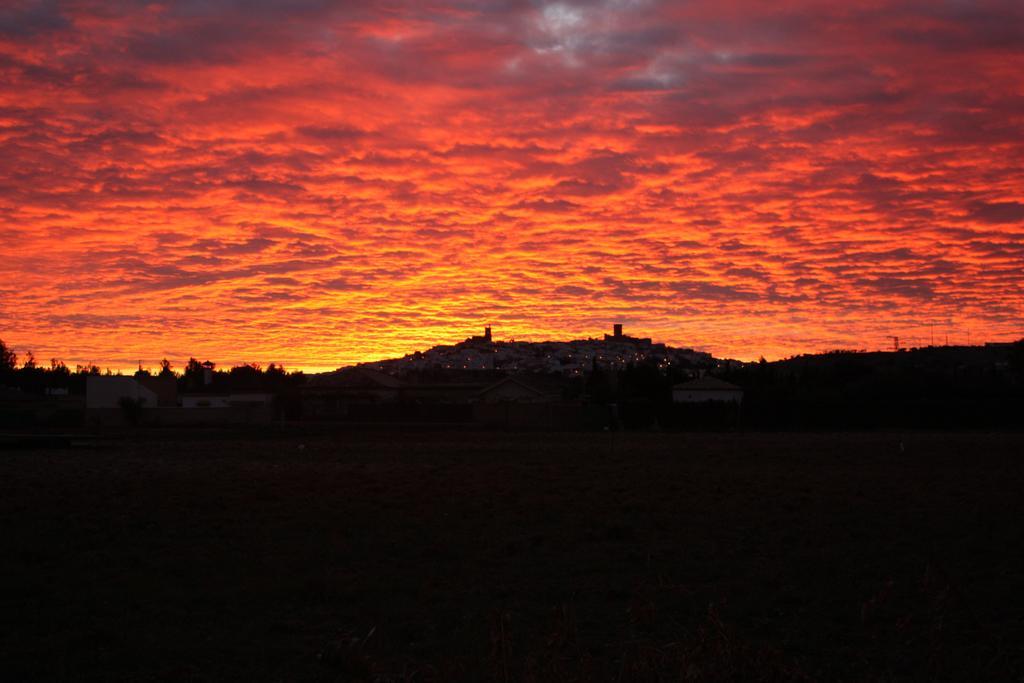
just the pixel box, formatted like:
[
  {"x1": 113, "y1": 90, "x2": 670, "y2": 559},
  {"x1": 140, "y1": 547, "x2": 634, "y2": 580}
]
[{"x1": 2, "y1": 430, "x2": 1022, "y2": 681}]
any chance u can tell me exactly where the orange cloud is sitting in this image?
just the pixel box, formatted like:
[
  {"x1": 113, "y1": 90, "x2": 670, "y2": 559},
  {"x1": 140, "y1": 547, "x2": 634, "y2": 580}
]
[{"x1": 1, "y1": 0, "x2": 1021, "y2": 371}]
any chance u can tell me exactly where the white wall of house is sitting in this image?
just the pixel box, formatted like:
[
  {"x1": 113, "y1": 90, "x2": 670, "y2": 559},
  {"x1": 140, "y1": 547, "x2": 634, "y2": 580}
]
[
  {"x1": 86, "y1": 376, "x2": 158, "y2": 409},
  {"x1": 672, "y1": 389, "x2": 743, "y2": 403}
]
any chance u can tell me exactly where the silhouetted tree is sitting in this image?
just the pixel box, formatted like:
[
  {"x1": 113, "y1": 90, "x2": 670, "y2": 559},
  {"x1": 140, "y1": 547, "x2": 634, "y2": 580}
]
[
  {"x1": 50, "y1": 358, "x2": 70, "y2": 378},
  {"x1": 0, "y1": 338, "x2": 17, "y2": 378},
  {"x1": 44, "y1": 359, "x2": 72, "y2": 393},
  {"x1": 586, "y1": 365, "x2": 613, "y2": 403},
  {"x1": 1010, "y1": 339, "x2": 1024, "y2": 379},
  {"x1": 228, "y1": 362, "x2": 262, "y2": 391},
  {"x1": 264, "y1": 362, "x2": 288, "y2": 391},
  {"x1": 182, "y1": 358, "x2": 207, "y2": 390},
  {"x1": 621, "y1": 362, "x2": 666, "y2": 401},
  {"x1": 158, "y1": 358, "x2": 174, "y2": 378}
]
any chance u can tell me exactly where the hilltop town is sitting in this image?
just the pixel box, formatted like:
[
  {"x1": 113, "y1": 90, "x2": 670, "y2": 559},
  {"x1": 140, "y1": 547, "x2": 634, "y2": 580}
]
[
  {"x1": 359, "y1": 324, "x2": 718, "y2": 376},
  {"x1": 1, "y1": 329, "x2": 1022, "y2": 433}
]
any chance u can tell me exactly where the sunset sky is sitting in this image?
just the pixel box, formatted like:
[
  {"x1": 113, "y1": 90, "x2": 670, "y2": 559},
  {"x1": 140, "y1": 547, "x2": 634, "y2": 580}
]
[{"x1": 1, "y1": 0, "x2": 1022, "y2": 371}]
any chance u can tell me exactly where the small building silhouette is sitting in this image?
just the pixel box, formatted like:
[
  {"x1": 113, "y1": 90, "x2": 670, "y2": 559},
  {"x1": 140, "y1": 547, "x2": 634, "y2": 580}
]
[
  {"x1": 137, "y1": 374, "x2": 178, "y2": 406},
  {"x1": 477, "y1": 375, "x2": 569, "y2": 403},
  {"x1": 302, "y1": 366, "x2": 405, "y2": 417},
  {"x1": 672, "y1": 376, "x2": 743, "y2": 403},
  {"x1": 0, "y1": 386, "x2": 81, "y2": 427}
]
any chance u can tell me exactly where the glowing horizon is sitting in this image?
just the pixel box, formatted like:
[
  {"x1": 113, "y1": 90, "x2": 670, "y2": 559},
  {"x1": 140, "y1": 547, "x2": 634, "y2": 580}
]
[{"x1": 1, "y1": 1, "x2": 1022, "y2": 373}]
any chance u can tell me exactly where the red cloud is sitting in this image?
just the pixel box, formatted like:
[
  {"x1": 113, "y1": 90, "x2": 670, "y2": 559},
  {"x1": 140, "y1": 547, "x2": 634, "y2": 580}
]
[{"x1": 0, "y1": 0, "x2": 1021, "y2": 369}]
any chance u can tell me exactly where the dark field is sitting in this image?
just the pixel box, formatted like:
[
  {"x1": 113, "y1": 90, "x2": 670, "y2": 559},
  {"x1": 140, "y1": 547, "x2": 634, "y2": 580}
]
[{"x1": 2, "y1": 431, "x2": 1023, "y2": 681}]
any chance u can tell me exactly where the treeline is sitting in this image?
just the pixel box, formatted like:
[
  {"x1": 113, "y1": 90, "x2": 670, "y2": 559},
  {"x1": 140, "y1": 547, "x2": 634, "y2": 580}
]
[
  {"x1": 718, "y1": 342, "x2": 1024, "y2": 430},
  {"x1": 584, "y1": 341, "x2": 1024, "y2": 430},
  {"x1": 5, "y1": 336, "x2": 1023, "y2": 430},
  {"x1": 169, "y1": 358, "x2": 305, "y2": 394},
  {"x1": 1, "y1": 339, "x2": 90, "y2": 395},
  {"x1": 0, "y1": 339, "x2": 304, "y2": 395}
]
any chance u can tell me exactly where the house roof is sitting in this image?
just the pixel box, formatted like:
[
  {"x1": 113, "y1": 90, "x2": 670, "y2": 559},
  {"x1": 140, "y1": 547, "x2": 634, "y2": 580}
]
[
  {"x1": 479, "y1": 374, "x2": 568, "y2": 397},
  {"x1": 672, "y1": 376, "x2": 742, "y2": 391},
  {"x1": 307, "y1": 365, "x2": 405, "y2": 389}
]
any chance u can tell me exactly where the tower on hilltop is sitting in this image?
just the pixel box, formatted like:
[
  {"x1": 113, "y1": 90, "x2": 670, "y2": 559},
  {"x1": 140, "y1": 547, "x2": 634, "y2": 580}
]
[
  {"x1": 604, "y1": 323, "x2": 652, "y2": 345},
  {"x1": 469, "y1": 326, "x2": 494, "y2": 344}
]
